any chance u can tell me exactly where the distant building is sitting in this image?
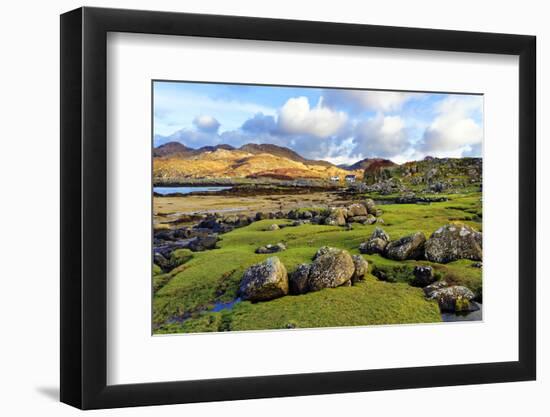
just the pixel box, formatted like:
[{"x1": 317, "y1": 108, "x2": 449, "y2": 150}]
[
  {"x1": 345, "y1": 174, "x2": 357, "y2": 183},
  {"x1": 330, "y1": 175, "x2": 340, "y2": 182}
]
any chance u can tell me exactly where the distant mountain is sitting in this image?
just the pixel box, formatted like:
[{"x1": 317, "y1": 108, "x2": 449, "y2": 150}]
[
  {"x1": 152, "y1": 144, "x2": 363, "y2": 182},
  {"x1": 152, "y1": 141, "x2": 193, "y2": 157},
  {"x1": 239, "y1": 143, "x2": 306, "y2": 162}
]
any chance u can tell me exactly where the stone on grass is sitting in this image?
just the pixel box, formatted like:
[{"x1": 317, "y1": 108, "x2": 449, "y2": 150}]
[{"x1": 238, "y1": 257, "x2": 288, "y2": 302}]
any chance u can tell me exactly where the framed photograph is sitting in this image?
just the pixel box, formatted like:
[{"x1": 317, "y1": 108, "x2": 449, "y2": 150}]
[{"x1": 60, "y1": 6, "x2": 536, "y2": 409}]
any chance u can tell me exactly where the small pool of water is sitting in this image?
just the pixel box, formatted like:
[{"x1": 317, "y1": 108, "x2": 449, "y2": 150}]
[
  {"x1": 441, "y1": 302, "x2": 482, "y2": 322},
  {"x1": 154, "y1": 186, "x2": 232, "y2": 195},
  {"x1": 211, "y1": 298, "x2": 241, "y2": 312}
]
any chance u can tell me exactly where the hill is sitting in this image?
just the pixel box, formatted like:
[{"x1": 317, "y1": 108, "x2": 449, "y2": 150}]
[{"x1": 153, "y1": 145, "x2": 362, "y2": 183}]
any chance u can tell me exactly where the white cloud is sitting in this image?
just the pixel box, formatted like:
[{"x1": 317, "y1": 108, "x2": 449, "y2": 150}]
[
  {"x1": 277, "y1": 97, "x2": 347, "y2": 138},
  {"x1": 324, "y1": 90, "x2": 416, "y2": 112},
  {"x1": 193, "y1": 115, "x2": 220, "y2": 133},
  {"x1": 420, "y1": 95, "x2": 483, "y2": 156},
  {"x1": 353, "y1": 113, "x2": 409, "y2": 159}
]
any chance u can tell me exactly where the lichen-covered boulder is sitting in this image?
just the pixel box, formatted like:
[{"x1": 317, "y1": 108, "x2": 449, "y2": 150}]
[
  {"x1": 385, "y1": 232, "x2": 426, "y2": 260},
  {"x1": 347, "y1": 203, "x2": 368, "y2": 217},
  {"x1": 324, "y1": 207, "x2": 347, "y2": 226},
  {"x1": 351, "y1": 255, "x2": 369, "y2": 283},
  {"x1": 268, "y1": 223, "x2": 280, "y2": 231},
  {"x1": 359, "y1": 227, "x2": 390, "y2": 255},
  {"x1": 255, "y1": 242, "x2": 287, "y2": 254},
  {"x1": 426, "y1": 285, "x2": 476, "y2": 312},
  {"x1": 359, "y1": 238, "x2": 386, "y2": 255},
  {"x1": 411, "y1": 265, "x2": 435, "y2": 287},
  {"x1": 425, "y1": 224, "x2": 482, "y2": 263},
  {"x1": 308, "y1": 248, "x2": 355, "y2": 291},
  {"x1": 238, "y1": 257, "x2": 289, "y2": 302},
  {"x1": 289, "y1": 264, "x2": 311, "y2": 295},
  {"x1": 365, "y1": 198, "x2": 377, "y2": 215},
  {"x1": 423, "y1": 280, "x2": 448, "y2": 298}
]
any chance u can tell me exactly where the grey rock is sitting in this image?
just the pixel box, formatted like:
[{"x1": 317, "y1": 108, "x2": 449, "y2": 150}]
[
  {"x1": 308, "y1": 248, "x2": 355, "y2": 291},
  {"x1": 425, "y1": 224, "x2": 482, "y2": 263},
  {"x1": 188, "y1": 234, "x2": 218, "y2": 252},
  {"x1": 289, "y1": 264, "x2": 311, "y2": 295},
  {"x1": 238, "y1": 257, "x2": 289, "y2": 302},
  {"x1": 385, "y1": 232, "x2": 426, "y2": 260},
  {"x1": 255, "y1": 242, "x2": 287, "y2": 254},
  {"x1": 411, "y1": 266, "x2": 435, "y2": 287},
  {"x1": 351, "y1": 255, "x2": 369, "y2": 283},
  {"x1": 427, "y1": 285, "x2": 476, "y2": 312}
]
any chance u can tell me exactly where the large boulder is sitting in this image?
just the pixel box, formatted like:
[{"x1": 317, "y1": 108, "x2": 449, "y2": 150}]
[
  {"x1": 351, "y1": 255, "x2": 369, "y2": 283},
  {"x1": 308, "y1": 248, "x2": 355, "y2": 291},
  {"x1": 359, "y1": 227, "x2": 391, "y2": 255},
  {"x1": 347, "y1": 203, "x2": 368, "y2": 217},
  {"x1": 255, "y1": 242, "x2": 287, "y2": 254},
  {"x1": 324, "y1": 207, "x2": 347, "y2": 226},
  {"x1": 268, "y1": 223, "x2": 280, "y2": 231},
  {"x1": 385, "y1": 232, "x2": 426, "y2": 260},
  {"x1": 238, "y1": 257, "x2": 289, "y2": 302},
  {"x1": 426, "y1": 285, "x2": 476, "y2": 312},
  {"x1": 425, "y1": 224, "x2": 482, "y2": 263},
  {"x1": 289, "y1": 264, "x2": 311, "y2": 295}
]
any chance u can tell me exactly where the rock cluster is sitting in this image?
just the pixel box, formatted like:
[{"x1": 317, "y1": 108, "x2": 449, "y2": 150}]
[
  {"x1": 358, "y1": 223, "x2": 482, "y2": 264},
  {"x1": 239, "y1": 249, "x2": 369, "y2": 302}
]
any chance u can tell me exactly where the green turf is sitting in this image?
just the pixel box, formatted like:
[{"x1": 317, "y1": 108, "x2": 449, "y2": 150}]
[{"x1": 153, "y1": 192, "x2": 482, "y2": 333}]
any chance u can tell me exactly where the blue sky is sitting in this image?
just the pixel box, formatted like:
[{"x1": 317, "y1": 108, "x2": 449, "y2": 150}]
[{"x1": 153, "y1": 81, "x2": 483, "y2": 164}]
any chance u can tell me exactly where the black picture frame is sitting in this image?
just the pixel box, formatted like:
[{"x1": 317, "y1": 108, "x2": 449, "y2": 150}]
[{"x1": 60, "y1": 6, "x2": 536, "y2": 410}]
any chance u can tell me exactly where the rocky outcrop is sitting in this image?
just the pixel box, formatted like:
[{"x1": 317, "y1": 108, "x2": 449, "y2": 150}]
[
  {"x1": 425, "y1": 224, "x2": 482, "y2": 263},
  {"x1": 238, "y1": 257, "x2": 289, "y2": 302},
  {"x1": 351, "y1": 255, "x2": 368, "y2": 283},
  {"x1": 308, "y1": 248, "x2": 355, "y2": 291},
  {"x1": 255, "y1": 242, "x2": 287, "y2": 254},
  {"x1": 385, "y1": 232, "x2": 426, "y2": 261},
  {"x1": 359, "y1": 227, "x2": 390, "y2": 255}
]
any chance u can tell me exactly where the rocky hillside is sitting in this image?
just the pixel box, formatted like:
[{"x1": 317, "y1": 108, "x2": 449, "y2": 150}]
[
  {"x1": 153, "y1": 143, "x2": 362, "y2": 182},
  {"x1": 363, "y1": 156, "x2": 482, "y2": 194}
]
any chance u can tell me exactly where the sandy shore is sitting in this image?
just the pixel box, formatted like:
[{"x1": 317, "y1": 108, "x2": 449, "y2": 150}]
[{"x1": 153, "y1": 190, "x2": 353, "y2": 226}]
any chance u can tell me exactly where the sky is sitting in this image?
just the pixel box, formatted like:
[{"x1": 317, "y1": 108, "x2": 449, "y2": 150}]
[{"x1": 153, "y1": 81, "x2": 483, "y2": 165}]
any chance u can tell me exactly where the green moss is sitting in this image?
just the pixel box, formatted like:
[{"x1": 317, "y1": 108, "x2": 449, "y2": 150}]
[
  {"x1": 153, "y1": 263, "x2": 162, "y2": 276},
  {"x1": 153, "y1": 191, "x2": 482, "y2": 333}
]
